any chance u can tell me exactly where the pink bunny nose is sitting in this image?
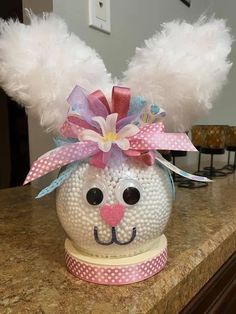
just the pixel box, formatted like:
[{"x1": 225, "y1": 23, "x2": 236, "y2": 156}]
[{"x1": 100, "y1": 204, "x2": 125, "y2": 227}]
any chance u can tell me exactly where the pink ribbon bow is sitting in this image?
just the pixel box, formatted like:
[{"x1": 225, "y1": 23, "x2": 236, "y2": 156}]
[{"x1": 24, "y1": 86, "x2": 197, "y2": 185}]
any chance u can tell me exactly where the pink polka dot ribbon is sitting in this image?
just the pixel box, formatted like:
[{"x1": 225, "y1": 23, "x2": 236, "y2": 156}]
[
  {"x1": 130, "y1": 123, "x2": 197, "y2": 152},
  {"x1": 24, "y1": 141, "x2": 99, "y2": 185},
  {"x1": 65, "y1": 248, "x2": 167, "y2": 285}
]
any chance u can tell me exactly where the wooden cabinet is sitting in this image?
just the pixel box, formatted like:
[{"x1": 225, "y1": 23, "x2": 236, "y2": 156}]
[{"x1": 181, "y1": 252, "x2": 236, "y2": 313}]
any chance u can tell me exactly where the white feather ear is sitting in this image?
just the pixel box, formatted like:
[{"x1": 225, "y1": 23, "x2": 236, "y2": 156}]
[
  {"x1": 0, "y1": 12, "x2": 113, "y2": 132},
  {"x1": 122, "y1": 17, "x2": 233, "y2": 132}
]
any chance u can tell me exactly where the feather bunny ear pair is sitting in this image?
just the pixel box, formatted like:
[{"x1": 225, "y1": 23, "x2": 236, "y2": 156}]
[{"x1": 0, "y1": 13, "x2": 233, "y2": 133}]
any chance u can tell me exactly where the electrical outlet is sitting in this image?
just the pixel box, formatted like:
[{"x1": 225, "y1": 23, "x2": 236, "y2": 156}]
[{"x1": 89, "y1": 0, "x2": 111, "y2": 34}]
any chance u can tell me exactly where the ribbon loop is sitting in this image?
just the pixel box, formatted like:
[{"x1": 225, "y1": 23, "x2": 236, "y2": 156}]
[
  {"x1": 112, "y1": 86, "x2": 131, "y2": 120},
  {"x1": 90, "y1": 90, "x2": 110, "y2": 114}
]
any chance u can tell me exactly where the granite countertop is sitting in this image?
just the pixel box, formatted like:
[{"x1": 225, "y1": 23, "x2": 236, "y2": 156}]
[{"x1": 1, "y1": 174, "x2": 236, "y2": 314}]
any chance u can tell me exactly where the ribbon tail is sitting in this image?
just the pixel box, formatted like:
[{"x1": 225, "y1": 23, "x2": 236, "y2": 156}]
[
  {"x1": 36, "y1": 161, "x2": 79, "y2": 198},
  {"x1": 165, "y1": 166, "x2": 176, "y2": 200},
  {"x1": 130, "y1": 124, "x2": 197, "y2": 152},
  {"x1": 24, "y1": 142, "x2": 99, "y2": 185},
  {"x1": 155, "y1": 152, "x2": 212, "y2": 183}
]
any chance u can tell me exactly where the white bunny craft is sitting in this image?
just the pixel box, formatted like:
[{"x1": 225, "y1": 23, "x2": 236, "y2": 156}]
[{"x1": 0, "y1": 13, "x2": 232, "y2": 285}]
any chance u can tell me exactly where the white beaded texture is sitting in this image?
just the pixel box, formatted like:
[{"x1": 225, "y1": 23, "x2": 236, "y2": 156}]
[{"x1": 56, "y1": 159, "x2": 172, "y2": 258}]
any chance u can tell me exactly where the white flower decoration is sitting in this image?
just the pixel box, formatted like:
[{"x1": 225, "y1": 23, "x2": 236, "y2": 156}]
[{"x1": 80, "y1": 113, "x2": 140, "y2": 152}]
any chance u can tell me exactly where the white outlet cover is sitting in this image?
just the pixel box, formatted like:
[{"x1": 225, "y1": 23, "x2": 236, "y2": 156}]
[
  {"x1": 89, "y1": 0, "x2": 111, "y2": 34},
  {"x1": 95, "y1": 0, "x2": 106, "y2": 21}
]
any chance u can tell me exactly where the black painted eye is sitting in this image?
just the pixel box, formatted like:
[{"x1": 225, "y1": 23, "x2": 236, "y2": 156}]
[
  {"x1": 86, "y1": 188, "x2": 104, "y2": 206},
  {"x1": 123, "y1": 187, "x2": 140, "y2": 205},
  {"x1": 115, "y1": 179, "x2": 142, "y2": 206}
]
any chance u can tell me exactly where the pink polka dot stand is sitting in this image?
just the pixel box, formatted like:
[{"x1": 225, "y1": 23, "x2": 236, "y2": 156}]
[{"x1": 65, "y1": 248, "x2": 167, "y2": 285}]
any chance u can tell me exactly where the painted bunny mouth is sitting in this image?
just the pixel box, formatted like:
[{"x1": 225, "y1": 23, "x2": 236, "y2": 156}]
[{"x1": 94, "y1": 226, "x2": 136, "y2": 245}]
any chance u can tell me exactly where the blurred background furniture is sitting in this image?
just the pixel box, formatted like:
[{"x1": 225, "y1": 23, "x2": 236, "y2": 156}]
[
  {"x1": 191, "y1": 125, "x2": 229, "y2": 179},
  {"x1": 172, "y1": 124, "x2": 236, "y2": 189},
  {"x1": 222, "y1": 126, "x2": 236, "y2": 173},
  {"x1": 172, "y1": 127, "x2": 208, "y2": 189},
  {"x1": 191, "y1": 125, "x2": 205, "y2": 174}
]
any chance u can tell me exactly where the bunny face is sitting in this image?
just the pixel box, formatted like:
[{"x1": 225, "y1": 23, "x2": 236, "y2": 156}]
[{"x1": 56, "y1": 159, "x2": 172, "y2": 258}]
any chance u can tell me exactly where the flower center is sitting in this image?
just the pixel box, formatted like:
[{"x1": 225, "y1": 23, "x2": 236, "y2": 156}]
[{"x1": 102, "y1": 132, "x2": 118, "y2": 143}]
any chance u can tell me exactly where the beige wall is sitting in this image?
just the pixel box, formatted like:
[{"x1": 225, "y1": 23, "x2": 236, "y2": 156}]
[{"x1": 54, "y1": 0, "x2": 210, "y2": 77}]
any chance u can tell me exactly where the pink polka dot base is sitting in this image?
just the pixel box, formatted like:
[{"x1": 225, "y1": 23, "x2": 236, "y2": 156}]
[{"x1": 65, "y1": 236, "x2": 167, "y2": 285}]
